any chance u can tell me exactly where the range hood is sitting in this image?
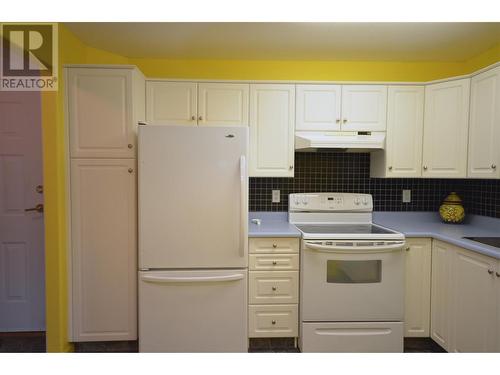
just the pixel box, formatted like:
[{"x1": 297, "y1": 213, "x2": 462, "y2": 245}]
[{"x1": 295, "y1": 131, "x2": 385, "y2": 151}]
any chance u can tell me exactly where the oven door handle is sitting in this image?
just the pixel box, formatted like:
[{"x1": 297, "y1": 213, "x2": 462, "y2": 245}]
[{"x1": 304, "y1": 241, "x2": 405, "y2": 254}]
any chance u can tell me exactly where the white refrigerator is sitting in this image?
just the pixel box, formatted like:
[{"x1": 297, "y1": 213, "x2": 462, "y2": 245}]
[{"x1": 138, "y1": 125, "x2": 248, "y2": 352}]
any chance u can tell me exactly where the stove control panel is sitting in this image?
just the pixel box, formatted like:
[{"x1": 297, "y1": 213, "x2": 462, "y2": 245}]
[{"x1": 289, "y1": 193, "x2": 373, "y2": 212}]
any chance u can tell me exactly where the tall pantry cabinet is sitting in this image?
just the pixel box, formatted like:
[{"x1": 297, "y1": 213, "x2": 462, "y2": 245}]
[{"x1": 65, "y1": 66, "x2": 145, "y2": 341}]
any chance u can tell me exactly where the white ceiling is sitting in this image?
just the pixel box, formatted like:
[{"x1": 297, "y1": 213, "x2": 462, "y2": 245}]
[{"x1": 64, "y1": 22, "x2": 500, "y2": 61}]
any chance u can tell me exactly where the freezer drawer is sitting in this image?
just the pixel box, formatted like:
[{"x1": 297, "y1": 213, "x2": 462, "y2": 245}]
[
  {"x1": 300, "y1": 322, "x2": 403, "y2": 353},
  {"x1": 248, "y1": 304, "x2": 298, "y2": 338},
  {"x1": 139, "y1": 270, "x2": 247, "y2": 352}
]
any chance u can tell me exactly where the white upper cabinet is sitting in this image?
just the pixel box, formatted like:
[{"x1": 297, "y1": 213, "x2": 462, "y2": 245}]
[
  {"x1": 451, "y1": 248, "x2": 497, "y2": 352},
  {"x1": 404, "y1": 238, "x2": 432, "y2": 338},
  {"x1": 146, "y1": 82, "x2": 197, "y2": 126},
  {"x1": 422, "y1": 79, "x2": 470, "y2": 178},
  {"x1": 296, "y1": 85, "x2": 341, "y2": 131},
  {"x1": 341, "y1": 85, "x2": 388, "y2": 131},
  {"x1": 371, "y1": 86, "x2": 424, "y2": 177},
  {"x1": 67, "y1": 67, "x2": 145, "y2": 158},
  {"x1": 198, "y1": 83, "x2": 249, "y2": 126},
  {"x1": 249, "y1": 84, "x2": 295, "y2": 177},
  {"x1": 468, "y1": 66, "x2": 500, "y2": 178}
]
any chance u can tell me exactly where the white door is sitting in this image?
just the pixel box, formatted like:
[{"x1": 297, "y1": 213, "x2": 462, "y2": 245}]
[
  {"x1": 451, "y1": 248, "x2": 497, "y2": 352},
  {"x1": 430, "y1": 240, "x2": 453, "y2": 351},
  {"x1": 249, "y1": 84, "x2": 295, "y2": 177},
  {"x1": 139, "y1": 270, "x2": 248, "y2": 352},
  {"x1": 138, "y1": 126, "x2": 248, "y2": 269},
  {"x1": 296, "y1": 85, "x2": 342, "y2": 131},
  {"x1": 70, "y1": 159, "x2": 137, "y2": 341},
  {"x1": 468, "y1": 67, "x2": 500, "y2": 178},
  {"x1": 198, "y1": 83, "x2": 249, "y2": 126},
  {"x1": 67, "y1": 68, "x2": 136, "y2": 158},
  {"x1": 146, "y1": 81, "x2": 197, "y2": 125},
  {"x1": 341, "y1": 85, "x2": 387, "y2": 131},
  {"x1": 422, "y1": 79, "x2": 470, "y2": 178},
  {"x1": 404, "y1": 238, "x2": 431, "y2": 337},
  {"x1": 0, "y1": 92, "x2": 45, "y2": 332},
  {"x1": 385, "y1": 86, "x2": 424, "y2": 177}
]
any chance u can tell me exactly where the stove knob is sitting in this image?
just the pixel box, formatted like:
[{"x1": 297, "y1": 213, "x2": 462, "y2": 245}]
[
  {"x1": 302, "y1": 196, "x2": 308, "y2": 205},
  {"x1": 294, "y1": 196, "x2": 300, "y2": 205},
  {"x1": 354, "y1": 197, "x2": 361, "y2": 205},
  {"x1": 362, "y1": 197, "x2": 369, "y2": 205}
]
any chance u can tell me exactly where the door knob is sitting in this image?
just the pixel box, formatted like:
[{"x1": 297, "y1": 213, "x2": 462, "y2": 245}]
[{"x1": 25, "y1": 204, "x2": 44, "y2": 213}]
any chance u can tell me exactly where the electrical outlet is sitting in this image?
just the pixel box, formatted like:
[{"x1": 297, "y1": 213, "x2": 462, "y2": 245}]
[
  {"x1": 272, "y1": 190, "x2": 280, "y2": 203},
  {"x1": 402, "y1": 189, "x2": 411, "y2": 203}
]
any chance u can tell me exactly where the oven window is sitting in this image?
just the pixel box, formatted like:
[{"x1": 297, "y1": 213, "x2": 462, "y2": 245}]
[{"x1": 326, "y1": 260, "x2": 381, "y2": 283}]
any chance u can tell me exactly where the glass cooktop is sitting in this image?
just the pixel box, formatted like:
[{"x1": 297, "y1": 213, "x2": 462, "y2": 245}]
[{"x1": 295, "y1": 224, "x2": 396, "y2": 235}]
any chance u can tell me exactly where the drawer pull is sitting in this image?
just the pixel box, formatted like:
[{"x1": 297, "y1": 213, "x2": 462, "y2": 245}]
[
  {"x1": 272, "y1": 243, "x2": 278, "y2": 248},
  {"x1": 272, "y1": 261, "x2": 277, "y2": 265},
  {"x1": 271, "y1": 320, "x2": 276, "y2": 325},
  {"x1": 272, "y1": 286, "x2": 277, "y2": 291}
]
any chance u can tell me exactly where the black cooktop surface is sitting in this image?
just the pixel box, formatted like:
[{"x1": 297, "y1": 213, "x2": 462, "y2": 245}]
[{"x1": 463, "y1": 237, "x2": 500, "y2": 248}]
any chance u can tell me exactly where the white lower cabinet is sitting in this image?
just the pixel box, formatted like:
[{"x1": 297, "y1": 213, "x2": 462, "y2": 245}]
[
  {"x1": 404, "y1": 238, "x2": 432, "y2": 337},
  {"x1": 69, "y1": 159, "x2": 137, "y2": 341},
  {"x1": 451, "y1": 248, "x2": 497, "y2": 352},
  {"x1": 248, "y1": 238, "x2": 299, "y2": 339},
  {"x1": 429, "y1": 239, "x2": 499, "y2": 352}
]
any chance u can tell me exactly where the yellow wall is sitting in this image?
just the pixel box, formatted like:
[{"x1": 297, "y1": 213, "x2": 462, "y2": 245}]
[{"x1": 42, "y1": 23, "x2": 499, "y2": 352}]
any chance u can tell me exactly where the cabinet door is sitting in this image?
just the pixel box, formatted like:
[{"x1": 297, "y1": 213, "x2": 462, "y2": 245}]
[
  {"x1": 422, "y1": 79, "x2": 470, "y2": 178},
  {"x1": 296, "y1": 85, "x2": 341, "y2": 131},
  {"x1": 67, "y1": 68, "x2": 136, "y2": 158},
  {"x1": 146, "y1": 82, "x2": 197, "y2": 125},
  {"x1": 451, "y1": 248, "x2": 497, "y2": 352},
  {"x1": 249, "y1": 84, "x2": 295, "y2": 177},
  {"x1": 70, "y1": 159, "x2": 137, "y2": 341},
  {"x1": 430, "y1": 240, "x2": 453, "y2": 351},
  {"x1": 404, "y1": 238, "x2": 431, "y2": 337},
  {"x1": 385, "y1": 86, "x2": 424, "y2": 177},
  {"x1": 468, "y1": 67, "x2": 500, "y2": 178},
  {"x1": 198, "y1": 83, "x2": 249, "y2": 126},
  {"x1": 341, "y1": 85, "x2": 387, "y2": 131}
]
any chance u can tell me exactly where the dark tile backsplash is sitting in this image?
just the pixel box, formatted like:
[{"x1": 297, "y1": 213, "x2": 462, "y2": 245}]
[{"x1": 249, "y1": 151, "x2": 500, "y2": 218}]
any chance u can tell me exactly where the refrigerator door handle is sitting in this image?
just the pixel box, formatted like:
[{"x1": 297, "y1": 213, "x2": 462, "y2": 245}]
[
  {"x1": 141, "y1": 274, "x2": 245, "y2": 283},
  {"x1": 240, "y1": 155, "x2": 248, "y2": 258}
]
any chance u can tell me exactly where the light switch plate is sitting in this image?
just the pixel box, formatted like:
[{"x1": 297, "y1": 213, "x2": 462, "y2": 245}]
[
  {"x1": 272, "y1": 190, "x2": 280, "y2": 203},
  {"x1": 402, "y1": 189, "x2": 411, "y2": 203}
]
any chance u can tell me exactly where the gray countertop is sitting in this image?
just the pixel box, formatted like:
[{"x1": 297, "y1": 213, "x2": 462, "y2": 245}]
[{"x1": 249, "y1": 211, "x2": 500, "y2": 259}]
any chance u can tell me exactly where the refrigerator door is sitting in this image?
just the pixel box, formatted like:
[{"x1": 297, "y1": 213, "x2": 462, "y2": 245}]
[
  {"x1": 139, "y1": 270, "x2": 248, "y2": 352},
  {"x1": 139, "y1": 126, "x2": 248, "y2": 269}
]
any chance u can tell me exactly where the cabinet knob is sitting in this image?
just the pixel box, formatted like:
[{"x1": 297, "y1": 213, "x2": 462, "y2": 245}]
[
  {"x1": 496, "y1": 272, "x2": 500, "y2": 278},
  {"x1": 423, "y1": 166, "x2": 428, "y2": 170},
  {"x1": 405, "y1": 247, "x2": 410, "y2": 251},
  {"x1": 198, "y1": 116, "x2": 203, "y2": 121},
  {"x1": 492, "y1": 164, "x2": 497, "y2": 169},
  {"x1": 271, "y1": 320, "x2": 276, "y2": 325},
  {"x1": 128, "y1": 168, "x2": 134, "y2": 174},
  {"x1": 388, "y1": 166, "x2": 393, "y2": 170},
  {"x1": 289, "y1": 165, "x2": 294, "y2": 170},
  {"x1": 128, "y1": 144, "x2": 133, "y2": 149},
  {"x1": 487, "y1": 269, "x2": 494, "y2": 275},
  {"x1": 343, "y1": 119, "x2": 347, "y2": 123},
  {"x1": 272, "y1": 286, "x2": 277, "y2": 291},
  {"x1": 272, "y1": 261, "x2": 277, "y2": 265},
  {"x1": 272, "y1": 243, "x2": 278, "y2": 248},
  {"x1": 191, "y1": 115, "x2": 196, "y2": 121},
  {"x1": 336, "y1": 119, "x2": 340, "y2": 123}
]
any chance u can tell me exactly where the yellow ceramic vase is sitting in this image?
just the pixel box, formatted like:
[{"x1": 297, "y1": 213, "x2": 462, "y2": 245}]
[{"x1": 439, "y1": 192, "x2": 465, "y2": 224}]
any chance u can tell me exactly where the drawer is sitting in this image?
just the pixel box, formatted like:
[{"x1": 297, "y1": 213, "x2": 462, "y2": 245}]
[
  {"x1": 249, "y1": 271, "x2": 298, "y2": 304},
  {"x1": 249, "y1": 238, "x2": 299, "y2": 254},
  {"x1": 249, "y1": 254, "x2": 299, "y2": 271},
  {"x1": 249, "y1": 304, "x2": 298, "y2": 338}
]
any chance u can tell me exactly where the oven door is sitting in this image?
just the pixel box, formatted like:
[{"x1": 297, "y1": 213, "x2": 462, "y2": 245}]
[{"x1": 301, "y1": 240, "x2": 404, "y2": 322}]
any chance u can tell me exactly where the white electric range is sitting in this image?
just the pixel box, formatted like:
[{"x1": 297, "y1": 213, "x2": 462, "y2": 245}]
[{"x1": 289, "y1": 192, "x2": 406, "y2": 353}]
